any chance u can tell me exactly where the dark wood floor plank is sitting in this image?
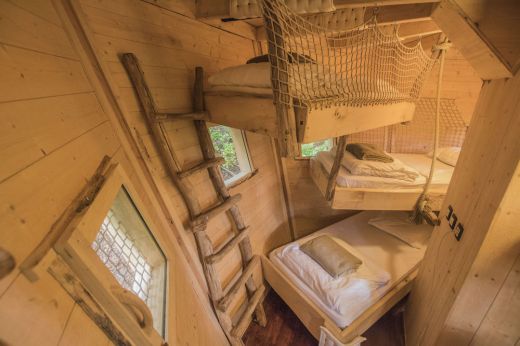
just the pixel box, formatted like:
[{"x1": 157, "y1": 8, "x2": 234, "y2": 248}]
[{"x1": 244, "y1": 290, "x2": 406, "y2": 346}]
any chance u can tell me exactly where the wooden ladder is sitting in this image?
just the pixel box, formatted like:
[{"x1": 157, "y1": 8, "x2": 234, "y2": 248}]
[{"x1": 121, "y1": 53, "x2": 267, "y2": 345}]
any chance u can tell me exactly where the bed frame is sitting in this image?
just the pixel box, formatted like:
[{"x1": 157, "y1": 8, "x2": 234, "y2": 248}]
[
  {"x1": 204, "y1": 90, "x2": 416, "y2": 144},
  {"x1": 310, "y1": 157, "x2": 446, "y2": 211},
  {"x1": 261, "y1": 255, "x2": 418, "y2": 344}
]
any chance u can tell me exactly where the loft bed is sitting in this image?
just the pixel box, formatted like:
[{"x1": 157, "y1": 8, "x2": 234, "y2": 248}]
[
  {"x1": 262, "y1": 211, "x2": 433, "y2": 345},
  {"x1": 309, "y1": 96, "x2": 466, "y2": 211},
  {"x1": 204, "y1": 0, "x2": 437, "y2": 156},
  {"x1": 310, "y1": 149, "x2": 455, "y2": 210}
]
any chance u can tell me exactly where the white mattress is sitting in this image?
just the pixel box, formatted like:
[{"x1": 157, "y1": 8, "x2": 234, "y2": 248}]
[
  {"x1": 269, "y1": 211, "x2": 427, "y2": 328},
  {"x1": 313, "y1": 151, "x2": 453, "y2": 190}
]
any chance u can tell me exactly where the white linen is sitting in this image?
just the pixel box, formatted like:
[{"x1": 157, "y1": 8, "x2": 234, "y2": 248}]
[
  {"x1": 270, "y1": 211, "x2": 426, "y2": 328},
  {"x1": 314, "y1": 151, "x2": 427, "y2": 189},
  {"x1": 368, "y1": 211, "x2": 433, "y2": 249},
  {"x1": 395, "y1": 153, "x2": 454, "y2": 186},
  {"x1": 427, "y1": 147, "x2": 461, "y2": 167},
  {"x1": 342, "y1": 151, "x2": 421, "y2": 182},
  {"x1": 208, "y1": 63, "x2": 272, "y2": 89}
]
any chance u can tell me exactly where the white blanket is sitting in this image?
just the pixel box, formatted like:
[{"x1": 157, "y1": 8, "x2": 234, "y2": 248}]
[
  {"x1": 277, "y1": 238, "x2": 390, "y2": 320},
  {"x1": 342, "y1": 151, "x2": 421, "y2": 182}
]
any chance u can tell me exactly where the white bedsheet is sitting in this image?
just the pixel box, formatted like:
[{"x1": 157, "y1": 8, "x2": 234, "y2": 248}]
[
  {"x1": 269, "y1": 211, "x2": 427, "y2": 328},
  {"x1": 313, "y1": 151, "x2": 453, "y2": 189}
]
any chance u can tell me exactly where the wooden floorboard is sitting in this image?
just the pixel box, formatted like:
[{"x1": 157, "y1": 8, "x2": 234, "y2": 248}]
[{"x1": 244, "y1": 290, "x2": 406, "y2": 346}]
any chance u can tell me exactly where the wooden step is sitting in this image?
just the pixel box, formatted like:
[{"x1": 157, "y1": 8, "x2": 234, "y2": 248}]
[
  {"x1": 154, "y1": 111, "x2": 209, "y2": 122},
  {"x1": 192, "y1": 194, "x2": 242, "y2": 226},
  {"x1": 205, "y1": 227, "x2": 250, "y2": 264},
  {"x1": 179, "y1": 157, "x2": 225, "y2": 179},
  {"x1": 217, "y1": 255, "x2": 260, "y2": 312},
  {"x1": 231, "y1": 284, "x2": 266, "y2": 338}
]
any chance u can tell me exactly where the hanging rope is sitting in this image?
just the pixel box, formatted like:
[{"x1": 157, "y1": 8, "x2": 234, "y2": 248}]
[
  {"x1": 412, "y1": 38, "x2": 452, "y2": 225},
  {"x1": 260, "y1": 0, "x2": 437, "y2": 111}
]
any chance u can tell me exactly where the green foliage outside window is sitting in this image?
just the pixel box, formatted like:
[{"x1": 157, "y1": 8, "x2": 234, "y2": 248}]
[
  {"x1": 208, "y1": 125, "x2": 241, "y2": 180},
  {"x1": 300, "y1": 139, "x2": 333, "y2": 157}
]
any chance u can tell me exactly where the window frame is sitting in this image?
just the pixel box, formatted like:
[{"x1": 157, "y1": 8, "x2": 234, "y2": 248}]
[
  {"x1": 208, "y1": 124, "x2": 255, "y2": 186},
  {"x1": 53, "y1": 165, "x2": 167, "y2": 345}
]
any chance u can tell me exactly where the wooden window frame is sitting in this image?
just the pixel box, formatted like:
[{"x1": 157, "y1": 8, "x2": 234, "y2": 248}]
[
  {"x1": 208, "y1": 124, "x2": 256, "y2": 186},
  {"x1": 53, "y1": 165, "x2": 166, "y2": 346}
]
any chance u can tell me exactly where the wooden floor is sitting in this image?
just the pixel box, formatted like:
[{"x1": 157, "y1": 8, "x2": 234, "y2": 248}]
[{"x1": 243, "y1": 290, "x2": 406, "y2": 346}]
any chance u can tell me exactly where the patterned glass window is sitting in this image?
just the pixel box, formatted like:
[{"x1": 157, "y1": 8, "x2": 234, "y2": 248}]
[{"x1": 91, "y1": 188, "x2": 167, "y2": 336}]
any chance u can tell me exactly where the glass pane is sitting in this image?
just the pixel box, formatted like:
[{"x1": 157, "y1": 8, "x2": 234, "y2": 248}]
[
  {"x1": 209, "y1": 125, "x2": 251, "y2": 183},
  {"x1": 91, "y1": 188, "x2": 167, "y2": 336},
  {"x1": 301, "y1": 139, "x2": 333, "y2": 157}
]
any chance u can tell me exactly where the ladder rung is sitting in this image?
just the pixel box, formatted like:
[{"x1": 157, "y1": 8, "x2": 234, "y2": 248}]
[
  {"x1": 217, "y1": 255, "x2": 260, "y2": 312},
  {"x1": 192, "y1": 194, "x2": 242, "y2": 226},
  {"x1": 154, "y1": 111, "x2": 208, "y2": 122},
  {"x1": 206, "y1": 227, "x2": 250, "y2": 265},
  {"x1": 178, "y1": 157, "x2": 225, "y2": 179},
  {"x1": 230, "y1": 284, "x2": 266, "y2": 338}
]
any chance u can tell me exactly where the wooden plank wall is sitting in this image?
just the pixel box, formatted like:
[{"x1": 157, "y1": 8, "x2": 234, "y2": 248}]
[
  {"x1": 0, "y1": 0, "x2": 291, "y2": 345},
  {"x1": 74, "y1": 0, "x2": 291, "y2": 296},
  {"x1": 282, "y1": 46, "x2": 481, "y2": 239}
]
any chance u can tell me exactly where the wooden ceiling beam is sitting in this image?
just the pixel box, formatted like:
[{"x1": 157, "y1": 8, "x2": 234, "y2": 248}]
[{"x1": 431, "y1": 0, "x2": 513, "y2": 80}]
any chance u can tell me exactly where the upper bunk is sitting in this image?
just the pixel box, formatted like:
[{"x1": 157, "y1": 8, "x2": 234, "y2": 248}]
[{"x1": 202, "y1": 0, "x2": 439, "y2": 156}]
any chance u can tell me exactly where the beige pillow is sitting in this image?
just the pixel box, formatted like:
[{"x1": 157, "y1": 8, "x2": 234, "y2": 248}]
[{"x1": 300, "y1": 235, "x2": 362, "y2": 278}]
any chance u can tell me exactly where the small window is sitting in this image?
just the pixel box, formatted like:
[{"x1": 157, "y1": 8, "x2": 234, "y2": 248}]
[
  {"x1": 208, "y1": 125, "x2": 254, "y2": 185},
  {"x1": 300, "y1": 139, "x2": 333, "y2": 157},
  {"x1": 92, "y1": 188, "x2": 167, "y2": 336}
]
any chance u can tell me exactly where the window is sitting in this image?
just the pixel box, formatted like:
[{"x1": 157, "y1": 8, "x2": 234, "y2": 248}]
[
  {"x1": 208, "y1": 125, "x2": 254, "y2": 185},
  {"x1": 300, "y1": 139, "x2": 333, "y2": 157},
  {"x1": 53, "y1": 166, "x2": 167, "y2": 345},
  {"x1": 92, "y1": 188, "x2": 167, "y2": 336}
]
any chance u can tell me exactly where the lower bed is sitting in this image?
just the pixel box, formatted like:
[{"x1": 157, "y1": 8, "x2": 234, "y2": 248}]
[
  {"x1": 263, "y1": 211, "x2": 429, "y2": 344},
  {"x1": 310, "y1": 151, "x2": 454, "y2": 210}
]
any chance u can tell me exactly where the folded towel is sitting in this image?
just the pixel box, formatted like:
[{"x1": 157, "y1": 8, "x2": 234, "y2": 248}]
[
  {"x1": 346, "y1": 143, "x2": 394, "y2": 163},
  {"x1": 342, "y1": 151, "x2": 421, "y2": 182}
]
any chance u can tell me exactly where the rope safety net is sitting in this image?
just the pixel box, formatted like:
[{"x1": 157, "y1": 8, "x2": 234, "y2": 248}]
[{"x1": 260, "y1": 0, "x2": 437, "y2": 111}]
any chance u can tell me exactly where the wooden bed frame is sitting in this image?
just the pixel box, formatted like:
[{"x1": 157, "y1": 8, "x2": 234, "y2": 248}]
[
  {"x1": 261, "y1": 255, "x2": 418, "y2": 344},
  {"x1": 310, "y1": 156, "x2": 447, "y2": 211},
  {"x1": 204, "y1": 90, "x2": 416, "y2": 144}
]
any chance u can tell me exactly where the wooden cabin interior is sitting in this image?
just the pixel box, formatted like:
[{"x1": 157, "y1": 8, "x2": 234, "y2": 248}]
[{"x1": 0, "y1": 0, "x2": 519, "y2": 345}]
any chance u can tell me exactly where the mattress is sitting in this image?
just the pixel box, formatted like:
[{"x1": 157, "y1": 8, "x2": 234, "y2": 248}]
[
  {"x1": 269, "y1": 211, "x2": 428, "y2": 328},
  {"x1": 313, "y1": 151, "x2": 454, "y2": 189}
]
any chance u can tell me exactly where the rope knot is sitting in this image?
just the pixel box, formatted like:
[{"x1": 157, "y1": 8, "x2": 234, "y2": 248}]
[{"x1": 433, "y1": 41, "x2": 452, "y2": 52}]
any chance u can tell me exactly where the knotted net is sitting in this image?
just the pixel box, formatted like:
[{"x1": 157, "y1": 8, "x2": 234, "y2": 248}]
[{"x1": 260, "y1": 0, "x2": 437, "y2": 110}]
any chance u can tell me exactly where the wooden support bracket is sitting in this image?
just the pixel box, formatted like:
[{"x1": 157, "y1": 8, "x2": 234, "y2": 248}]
[{"x1": 325, "y1": 136, "x2": 348, "y2": 201}]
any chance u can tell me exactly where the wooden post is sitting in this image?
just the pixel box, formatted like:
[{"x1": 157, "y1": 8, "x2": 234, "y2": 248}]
[
  {"x1": 405, "y1": 72, "x2": 520, "y2": 345},
  {"x1": 325, "y1": 136, "x2": 348, "y2": 201}
]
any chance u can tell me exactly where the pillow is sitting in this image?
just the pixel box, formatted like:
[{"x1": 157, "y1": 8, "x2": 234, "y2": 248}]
[
  {"x1": 246, "y1": 54, "x2": 269, "y2": 64},
  {"x1": 208, "y1": 63, "x2": 271, "y2": 88},
  {"x1": 368, "y1": 212, "x2": 433, "y2": 249},
  {"x1": 300, "y1": 235, "x2": 362, "y2": 278},
  {"x1": 428, "y1": 147, "x2": 461, "y2": 167},
  {"x1": 341, "y1": 151, "x2": 421, "y2": 182}
]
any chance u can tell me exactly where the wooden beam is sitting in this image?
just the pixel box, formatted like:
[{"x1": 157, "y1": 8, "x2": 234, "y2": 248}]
[
  {"x1": 178, "y1": 157, "x2": 225, "y2": 179},
  {"x1": 154, "y1": 111, "x2": 209, "y2": 122},
  {"x1": 325, "y1": 136, "x2": 347, "y2": 201},
  {"x1": 231, "y1": 284, "x2": 266, "y2": 338},
  {"x1": 334, "y1": 0, "x2": 439, "y2": 8},
  {"x1": 192, "y1": 194, "x2": 242, "y2": 227},
  {"x1": 431, "y1": 0, "x2": 512, "y2": 80},
  {"x1": 206, "y1": 227, "x2": 250, "y2": 265},
  {"x1": 217, "y1": 255, "x2": 260, "y2": 312}
]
